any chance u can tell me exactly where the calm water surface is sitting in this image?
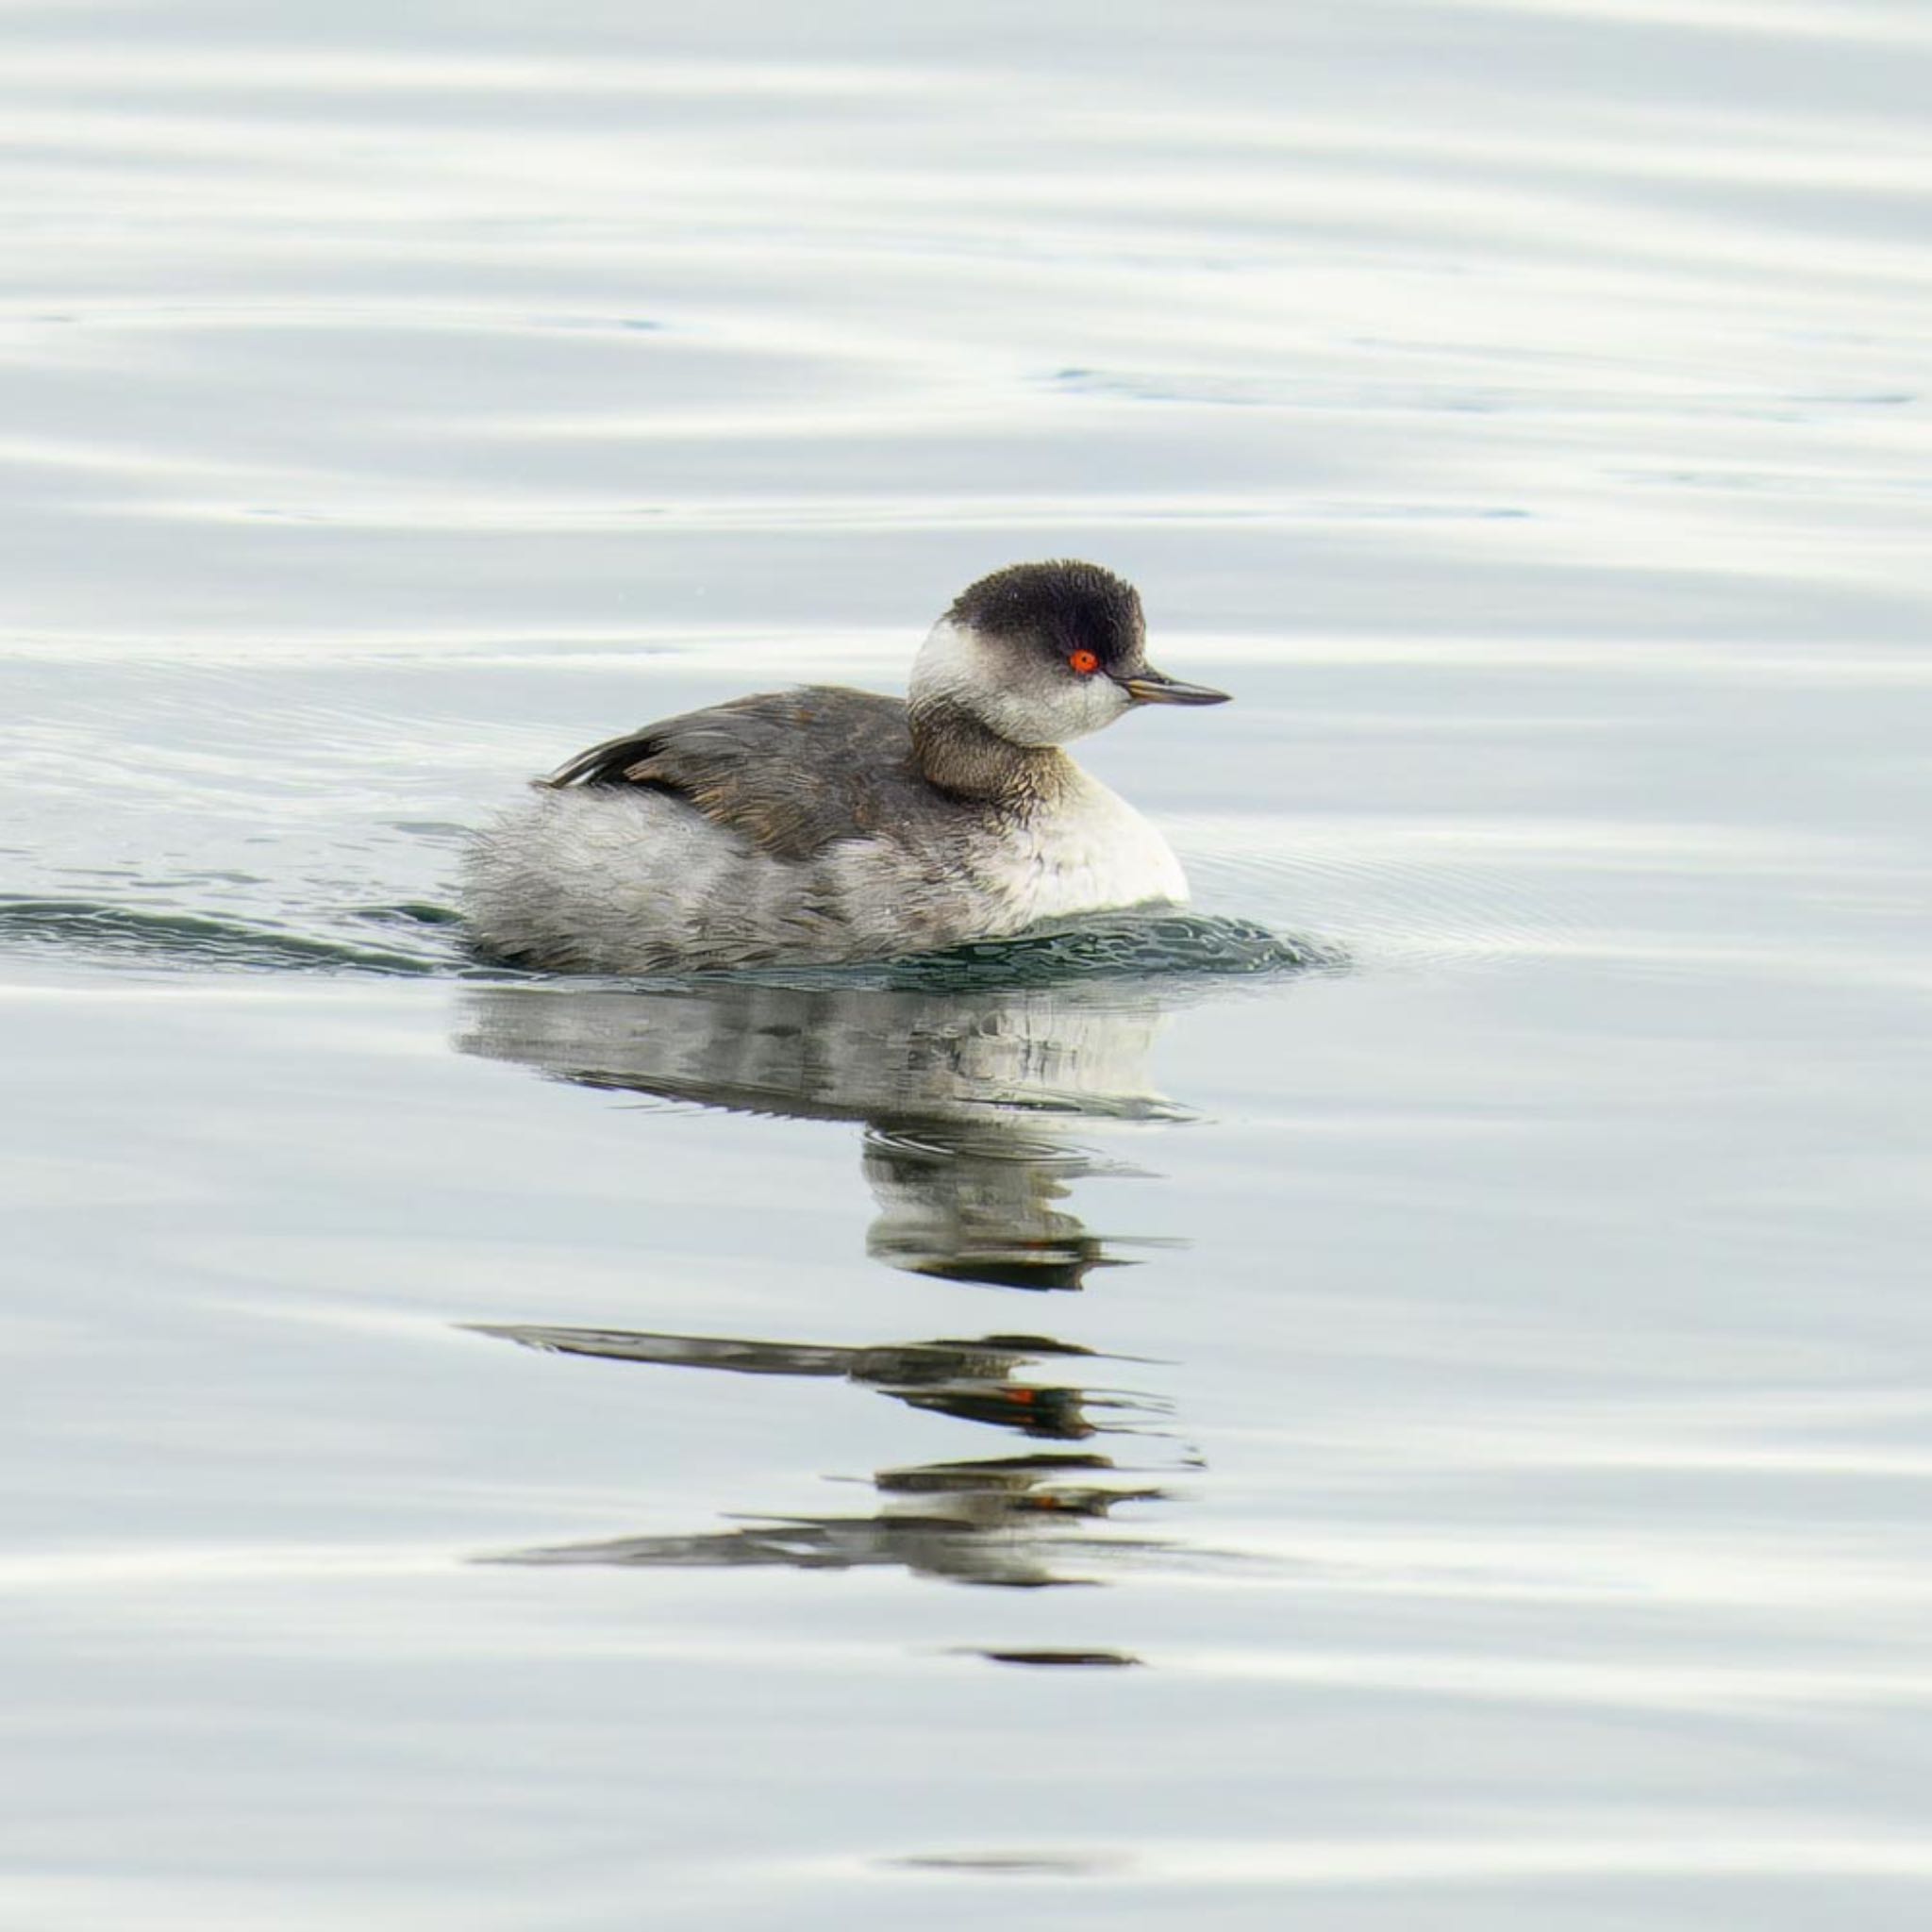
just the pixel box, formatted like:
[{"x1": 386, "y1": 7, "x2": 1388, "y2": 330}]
[{"x1": 4, "y1": 2, "x2": 1932, "y2": 1926}]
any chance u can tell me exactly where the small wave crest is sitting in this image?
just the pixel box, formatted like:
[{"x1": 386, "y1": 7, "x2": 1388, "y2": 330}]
[
  {"x1": 824, "y1": 912, "x2": 1341, "y2": 991},
  {"x1": 467, "y1": 909, "x2": 1338, "y2": 992},
  {"x1": 0, "y1": 895, "x2": 458, "y2": 977}
]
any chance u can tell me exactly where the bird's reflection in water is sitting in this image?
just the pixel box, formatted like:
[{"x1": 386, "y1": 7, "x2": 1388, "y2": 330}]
[
  {"x1": 862, "y1": 1126, "x2": 1131, "y2": 1291},
  {"x1": 474, "y1": 1322, "x2": 1176, "y2": 1587},
  {"x1": 465, "y1": 1323, "x2": 1171, "y2": 1439},
  {"x1": 491, "y1": 1455, "x2": 1159, "y2": 1591},
  {"x1": 456, "y1": 978, "x2": 1186, "y2": 1291},
  {"x1": 456, "y1": 974, "x2": 1209, "y2": 1590}
]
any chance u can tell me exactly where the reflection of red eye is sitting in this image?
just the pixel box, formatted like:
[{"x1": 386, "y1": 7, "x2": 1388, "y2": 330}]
[{"x1": 1069, "y1": 648, "x2": 1100, "y2": 675}]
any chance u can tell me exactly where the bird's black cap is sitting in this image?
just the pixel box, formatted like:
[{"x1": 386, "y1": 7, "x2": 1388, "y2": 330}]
[{"x1": 948, "y1": 559, "x2": 1146, "y2": 671}]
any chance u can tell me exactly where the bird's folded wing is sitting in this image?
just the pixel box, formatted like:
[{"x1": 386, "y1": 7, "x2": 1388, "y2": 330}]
[{"x1": 541, "y1": 686, "x2": 919, "y2": 861}]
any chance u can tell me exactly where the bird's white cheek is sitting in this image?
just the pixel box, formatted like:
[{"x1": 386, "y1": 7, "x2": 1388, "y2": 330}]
[
  {"x1": 971, "y1": 675, "x2": 1124, "y2": 746},
  {"x1": 1004, "y1": 676, "x2": 1125, "y2": 746},
  {"x1": 1062, "y1": 676, "x2": 1133, "y2": 743}
]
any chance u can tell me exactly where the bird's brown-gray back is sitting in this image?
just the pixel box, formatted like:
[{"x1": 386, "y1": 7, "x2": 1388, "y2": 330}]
[{"x1": 542, "y1": 687, "x2": 935, "y2": 862}]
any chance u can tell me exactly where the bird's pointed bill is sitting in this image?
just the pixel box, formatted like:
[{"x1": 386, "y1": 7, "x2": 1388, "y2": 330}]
[{"x1": 1120, "y1": 668, "x2": 1232, "y2": 707}]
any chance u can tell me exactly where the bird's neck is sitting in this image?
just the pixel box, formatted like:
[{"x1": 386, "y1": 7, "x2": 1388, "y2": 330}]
[
  {"x1": 908, "y1": 619, "x2": 1069, "y2": 805},
  {"x1": 908, "y1": 695, "x2": 1068, "y2": 805}
]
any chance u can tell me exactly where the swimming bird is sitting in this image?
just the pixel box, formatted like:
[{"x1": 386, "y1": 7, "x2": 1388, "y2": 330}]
[{"x1": 462, "y1": 559, "x2": 1229, "y2": 973}]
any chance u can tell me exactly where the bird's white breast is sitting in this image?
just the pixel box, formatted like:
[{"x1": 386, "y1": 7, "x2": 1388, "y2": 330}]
[{"x1": 992, "y1": 769, "x2": 1189, "y2": 924}]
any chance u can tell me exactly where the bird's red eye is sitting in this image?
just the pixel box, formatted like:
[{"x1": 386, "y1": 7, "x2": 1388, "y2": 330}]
[{"x1": 1069, "y1": 648, "x2": 1100, "y2": 675}]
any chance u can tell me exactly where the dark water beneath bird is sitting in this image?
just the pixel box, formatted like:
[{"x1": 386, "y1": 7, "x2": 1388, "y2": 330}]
[
  {"x1": 4, "y1": 4, "x2": 1932, "y2": 1927},
  {"x1": 0, "y1": 891, "x2": 1329, "y2": 987}
]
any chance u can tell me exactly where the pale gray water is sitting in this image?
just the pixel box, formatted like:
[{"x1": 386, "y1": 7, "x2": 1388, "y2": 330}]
[{"x1": 4, "y1": 2, "x2": 1932, "y2": 1926}]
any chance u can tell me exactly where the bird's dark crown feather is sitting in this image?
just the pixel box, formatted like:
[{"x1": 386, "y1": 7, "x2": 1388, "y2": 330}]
[{"x1": 947, "y1": 559, "x2": 1145, "y2": 670}]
